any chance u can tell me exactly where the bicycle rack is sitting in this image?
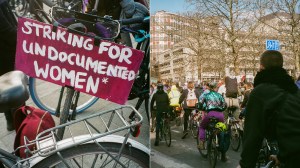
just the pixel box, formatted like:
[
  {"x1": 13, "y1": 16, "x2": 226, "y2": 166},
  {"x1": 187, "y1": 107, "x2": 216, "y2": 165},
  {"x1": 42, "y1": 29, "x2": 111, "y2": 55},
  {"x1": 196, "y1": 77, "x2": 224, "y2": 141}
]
[{"x1": 15, "y1": 105, "x2": 144, "y2": 164}]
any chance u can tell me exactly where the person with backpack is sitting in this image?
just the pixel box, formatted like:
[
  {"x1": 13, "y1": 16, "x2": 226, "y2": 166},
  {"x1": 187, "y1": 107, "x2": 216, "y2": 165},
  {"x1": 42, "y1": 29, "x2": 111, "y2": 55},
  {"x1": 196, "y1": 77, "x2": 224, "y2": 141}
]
[
  {"x1": 0, "y1": 0, "x2": 18, "y2": 131},
  {"x1": 223, "y1": 76, "x2": 241, "y2": 121},
  {"x1": 179, "y1": 81, "x2": 200, "y2": 139},
  {"x1": 197, "y1": 82, "x2": 228, "y2": 162},
  {"x1": 238, "y1": 50, "x2": 300, "y2": 168},
  {"x1": 150, "y1": 83, "x2": 170, "y2": 146}
]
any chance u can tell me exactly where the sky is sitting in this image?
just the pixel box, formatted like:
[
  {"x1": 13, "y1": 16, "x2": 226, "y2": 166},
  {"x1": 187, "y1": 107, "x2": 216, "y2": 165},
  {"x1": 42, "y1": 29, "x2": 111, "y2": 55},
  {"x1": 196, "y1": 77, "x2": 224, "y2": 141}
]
[{"x1": 150, "y1": 0, "x2": 193, "y2": 14}]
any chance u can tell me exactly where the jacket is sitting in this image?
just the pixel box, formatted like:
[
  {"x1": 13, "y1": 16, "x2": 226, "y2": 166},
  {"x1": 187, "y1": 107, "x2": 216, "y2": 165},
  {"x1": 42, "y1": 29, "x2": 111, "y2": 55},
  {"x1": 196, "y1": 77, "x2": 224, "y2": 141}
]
[
  {"x1": 199, "y1": 90, "x2": 226, "y2": 112},
  {"x1": 150, "y1": 90, "x2": 169, "y2": 113},
  {"x1": 168, "y1": 85, "x2": 181, "y2": 106},
  {"x1": 179, "y1": 88, "x2": 200, "y2": 109},
  {"x1": 240, "y1": 68, "x2": 300, "y2": 168}
]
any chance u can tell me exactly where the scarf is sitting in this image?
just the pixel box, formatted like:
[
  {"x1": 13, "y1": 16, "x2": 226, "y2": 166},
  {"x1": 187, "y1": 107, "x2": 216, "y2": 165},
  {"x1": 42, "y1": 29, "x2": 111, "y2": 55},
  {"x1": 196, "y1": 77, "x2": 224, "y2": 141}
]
[{"x1": 254, "y1": 67, "x2": 298, "y2": 94}]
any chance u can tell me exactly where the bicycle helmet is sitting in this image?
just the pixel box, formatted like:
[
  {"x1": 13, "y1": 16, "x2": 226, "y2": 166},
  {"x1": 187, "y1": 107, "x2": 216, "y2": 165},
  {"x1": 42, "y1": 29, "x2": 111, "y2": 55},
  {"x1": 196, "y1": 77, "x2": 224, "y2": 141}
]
[
  {"x1": 157, "y1": 83, "x2": 164, "y2": 91},
  {"x1": 215, "y1": 122, "x2": 227, "y2": 132},
  {"x1": 208, "y1": 82, "x2": 217, "y2": 89}
]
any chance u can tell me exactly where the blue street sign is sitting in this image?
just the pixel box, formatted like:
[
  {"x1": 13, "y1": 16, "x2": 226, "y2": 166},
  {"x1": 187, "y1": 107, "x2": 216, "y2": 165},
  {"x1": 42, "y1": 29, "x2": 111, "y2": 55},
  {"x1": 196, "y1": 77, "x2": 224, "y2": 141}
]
[{"x1": 266, "y1": 40, "x2": 280, "y2": 51}]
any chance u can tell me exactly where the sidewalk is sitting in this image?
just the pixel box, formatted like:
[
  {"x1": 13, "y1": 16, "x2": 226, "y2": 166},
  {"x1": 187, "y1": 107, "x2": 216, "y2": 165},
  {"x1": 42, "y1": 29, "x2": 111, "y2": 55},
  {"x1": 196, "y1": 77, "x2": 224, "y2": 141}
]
[{"x1": 0, "y1": 96, "x2": 149, "y2": 154}]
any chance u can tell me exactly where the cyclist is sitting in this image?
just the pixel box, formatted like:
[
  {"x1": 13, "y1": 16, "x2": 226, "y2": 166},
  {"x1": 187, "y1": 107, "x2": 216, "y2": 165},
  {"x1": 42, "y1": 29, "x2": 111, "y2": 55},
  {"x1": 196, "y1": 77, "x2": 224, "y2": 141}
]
[
  {"x1": 239, "y1": 50, "x2": 300, "y2": 168},
  {"x1": 168, "y1": 84, "x2": 181, "y2": 119},
  {"x1": 179, "y1": 81, "x2": 200, "y2": 139},
  {"x1": 150, "y1": 83, "x2": 170, "y2": 146},
  {"x1": 198, "y1": 82, "x2": 228, "y2": 162},
  {"x1": 0, "y1": 0, "x2": 18, "y2": 131}
]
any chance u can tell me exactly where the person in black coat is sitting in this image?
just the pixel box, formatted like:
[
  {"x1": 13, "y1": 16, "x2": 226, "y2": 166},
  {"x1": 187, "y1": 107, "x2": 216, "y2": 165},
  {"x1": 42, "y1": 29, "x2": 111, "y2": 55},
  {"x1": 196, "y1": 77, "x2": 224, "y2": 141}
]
[
  {"x1": 239, "y1": 50, "x2": 300, "y2": 168},
  {"x1": 0, "y1": 0, "x2": 18, "y2": 131},
  {"x1": 179, "y1": 81, "x2": 200, "y2": 139},
  {"x1": 150, "y1": 83, "x2": 169, "y2": 146}
]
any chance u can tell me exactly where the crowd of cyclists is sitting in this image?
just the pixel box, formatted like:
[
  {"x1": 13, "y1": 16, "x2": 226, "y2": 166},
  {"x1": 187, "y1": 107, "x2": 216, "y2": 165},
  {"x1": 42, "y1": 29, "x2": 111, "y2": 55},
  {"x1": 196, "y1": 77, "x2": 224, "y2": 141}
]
[
  {"x1": 150, "y1": 75, "x2": 253, "y2": 161},
  {"x1": 151, "y1": 50, "x2": 300, "y2": 168}
]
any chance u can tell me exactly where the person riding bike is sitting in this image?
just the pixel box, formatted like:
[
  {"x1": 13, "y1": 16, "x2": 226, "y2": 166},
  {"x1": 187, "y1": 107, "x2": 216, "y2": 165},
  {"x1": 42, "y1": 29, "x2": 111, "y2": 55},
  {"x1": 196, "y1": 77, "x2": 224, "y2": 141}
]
[
  {"x1": 150, "y1": 83, "x2": 170, "y2": 146},
  {"x1": 239, "y1": 50, "x2": 300, "y2": 168},
  {"x1": 168, "y1": 84, "x2": 181, "y2": 119},
  {"x1": 179, "y1": 81, "x2": 200, "y2": 139},
  {"x1": 198, "y1": 82, "x2": 228, "y2": 162}
]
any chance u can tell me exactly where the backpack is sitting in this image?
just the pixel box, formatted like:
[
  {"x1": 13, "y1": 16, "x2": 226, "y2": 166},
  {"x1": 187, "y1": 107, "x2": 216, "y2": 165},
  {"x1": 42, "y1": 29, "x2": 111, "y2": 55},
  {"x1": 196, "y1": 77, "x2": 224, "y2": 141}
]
[
  {"x1": 186, "y1": 89, "x2": 198, "y2": 108},
  {"x1": 14, "y1": 106, "x2": 55, "y2": 158},
  {"x1": 225, "y1": 76, "x2": 238, "y2": 98}
]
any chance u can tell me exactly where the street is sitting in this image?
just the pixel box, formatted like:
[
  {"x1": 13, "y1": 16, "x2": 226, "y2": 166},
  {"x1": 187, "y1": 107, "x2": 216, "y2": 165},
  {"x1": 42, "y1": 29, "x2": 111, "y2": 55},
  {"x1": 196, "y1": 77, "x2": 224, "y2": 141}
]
[{"x1": 150, "y1": 120, "x2": 241, "y2": 168}]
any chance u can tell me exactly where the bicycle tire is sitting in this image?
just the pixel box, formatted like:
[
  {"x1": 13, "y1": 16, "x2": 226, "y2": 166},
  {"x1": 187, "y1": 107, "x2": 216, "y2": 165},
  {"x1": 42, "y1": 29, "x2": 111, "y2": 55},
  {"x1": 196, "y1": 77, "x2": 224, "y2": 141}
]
[
  {"x1": 208, "y1": 136, "x2": 218, "y2": 168},
  {"x1": 29, "y1": 77, "x2": 99, "y2": 115},
  {"x1": 190, "y1": 118, "x2": 198, "y2": 139},
  {"x1": 32, "y1": 142, "x2": 149, "y2": 168},
  {"x1": 230, "y1": 124, "x2": 241, "y2": 151},
  {"x1": 56, "y1": 87, "x2": 74, "y2": 139},
  {"x1": 197, "y1": 129, "x2": 208, "y2": 158},
  {"x1": 164, "y1": 119, "x2": 171, "y2": 147}
]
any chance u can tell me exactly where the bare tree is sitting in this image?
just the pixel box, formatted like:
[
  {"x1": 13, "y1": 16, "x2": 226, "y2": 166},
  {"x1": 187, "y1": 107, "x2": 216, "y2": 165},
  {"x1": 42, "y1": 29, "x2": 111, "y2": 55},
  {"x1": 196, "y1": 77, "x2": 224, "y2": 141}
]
[
  {"x1": 186, "y1": 0, "x2": 263, "y2": 75},
  {"x1": 256, "y1": 0, "x2": 300, "y2": 78}
]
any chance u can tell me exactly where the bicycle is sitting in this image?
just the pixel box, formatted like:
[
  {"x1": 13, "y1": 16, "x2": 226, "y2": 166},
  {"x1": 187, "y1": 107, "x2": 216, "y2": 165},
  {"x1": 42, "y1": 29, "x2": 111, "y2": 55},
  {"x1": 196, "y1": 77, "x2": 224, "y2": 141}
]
[
  {"x1": 158, "y1": 111, "x2": 171, "y2": 147},
  {"x1": 27, "y1": 0, "x2": 150, "y2": 122},
  {"x1": 0, "y1": 71, "x2": 149, "y2": 167},
  {"x1": 226, "y1": 106, "x2": 242, "y2": 151},
  {"x1": 182, "y1": 108, "x2": 200, "y2": 139},
  {"x1": 256, "y1": 139, "x2": 278, "y2": 168},
  {"x1": 171, "y1": 105, "x2": 182, "y2": 126},
  {"x1": 197, "y1": 116, "x2": 221, "y2": 168}
]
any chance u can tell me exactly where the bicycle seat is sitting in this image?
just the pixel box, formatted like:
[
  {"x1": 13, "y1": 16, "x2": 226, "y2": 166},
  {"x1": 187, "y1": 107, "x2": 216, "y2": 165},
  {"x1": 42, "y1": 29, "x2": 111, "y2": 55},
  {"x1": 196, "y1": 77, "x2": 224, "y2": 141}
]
[{"x1": 0, "y1": 71, "x2": 29, "y2": 111}]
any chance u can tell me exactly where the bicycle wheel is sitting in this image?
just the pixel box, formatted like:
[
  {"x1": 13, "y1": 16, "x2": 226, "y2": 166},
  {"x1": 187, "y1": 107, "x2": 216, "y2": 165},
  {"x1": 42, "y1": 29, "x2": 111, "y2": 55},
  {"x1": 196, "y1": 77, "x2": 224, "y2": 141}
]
[
  {"x1": 197, "y1": 130, "x2": 208, "y2": 158},
  {"x1": 29, "y1": 77, "x2": 99, "y2": 115},
  {"x1": 190, "y1": 118, "x2": 198, "y2": 139},
  {"x1": 32, "y1": 142, "x2": 149, "y2": 168},
  {"x1": 164, "y1": 119, "x2": 171, "y2": 147},
  {"x1": 230, "y1": 124, "x2": 241, "y2": 151},
  {"x1": 56, "y1": 87, "x2": 75, "y2": 139},
  {"x1": 208, "y1": 136, "x2": 218, "y2": 168}
]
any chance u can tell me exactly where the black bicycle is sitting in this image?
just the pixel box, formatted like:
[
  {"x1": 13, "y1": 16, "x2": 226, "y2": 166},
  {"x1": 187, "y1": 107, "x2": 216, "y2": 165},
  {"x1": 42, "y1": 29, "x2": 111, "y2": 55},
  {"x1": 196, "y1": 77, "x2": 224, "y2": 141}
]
[
  {"x1": 197, "y1": 116, "x2": 220, "y2": 168},
  {"x1": 256, "y1": 139, "x2": 278, "y2": 168},
  {"x1": 159, "y1": 111, "x2": 171, "y2": 147}
]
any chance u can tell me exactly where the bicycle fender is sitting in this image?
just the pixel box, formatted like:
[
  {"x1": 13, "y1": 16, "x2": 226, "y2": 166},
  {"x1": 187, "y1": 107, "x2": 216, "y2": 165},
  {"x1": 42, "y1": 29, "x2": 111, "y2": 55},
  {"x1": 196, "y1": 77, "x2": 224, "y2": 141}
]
[{"x1": 29, "y1": 134, "x2": 149, "y2": 166}]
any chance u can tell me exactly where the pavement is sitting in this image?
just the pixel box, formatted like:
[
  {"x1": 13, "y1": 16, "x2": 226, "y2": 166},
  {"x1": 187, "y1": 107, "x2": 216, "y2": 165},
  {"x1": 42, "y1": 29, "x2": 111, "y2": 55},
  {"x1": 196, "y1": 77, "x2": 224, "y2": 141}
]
[{"x1": 0, "y1": 88, "x2": 150, "y2": 154}]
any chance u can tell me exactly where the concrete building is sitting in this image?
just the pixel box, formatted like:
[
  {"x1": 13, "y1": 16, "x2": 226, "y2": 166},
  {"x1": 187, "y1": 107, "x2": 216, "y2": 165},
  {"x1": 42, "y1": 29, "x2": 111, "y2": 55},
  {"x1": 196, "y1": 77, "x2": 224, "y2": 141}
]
[{"x1": 151, "y1": 11, "x2": 297, "y2": 84}]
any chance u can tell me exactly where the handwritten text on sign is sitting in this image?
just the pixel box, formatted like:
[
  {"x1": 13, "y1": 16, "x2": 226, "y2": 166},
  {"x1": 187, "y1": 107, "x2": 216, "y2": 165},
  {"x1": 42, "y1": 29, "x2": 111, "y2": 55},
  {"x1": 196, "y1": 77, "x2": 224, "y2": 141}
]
[{"x1": 15, "y1": 18, "x2": 144, "y2": 104}]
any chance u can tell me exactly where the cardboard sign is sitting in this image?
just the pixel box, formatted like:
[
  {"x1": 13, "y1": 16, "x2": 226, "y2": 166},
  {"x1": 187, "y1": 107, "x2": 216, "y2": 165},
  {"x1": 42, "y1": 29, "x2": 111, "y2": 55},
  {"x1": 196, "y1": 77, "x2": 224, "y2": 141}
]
[{"x1": 15, "y1": 18, "x2": 144, "y2": 104}]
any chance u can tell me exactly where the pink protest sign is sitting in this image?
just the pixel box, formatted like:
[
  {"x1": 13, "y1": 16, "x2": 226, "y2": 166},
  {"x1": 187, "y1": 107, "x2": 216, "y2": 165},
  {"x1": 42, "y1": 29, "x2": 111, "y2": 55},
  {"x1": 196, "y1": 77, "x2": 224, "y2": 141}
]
[{"x1": 15, "y1": 17, "x2": 144, "y2": 105}]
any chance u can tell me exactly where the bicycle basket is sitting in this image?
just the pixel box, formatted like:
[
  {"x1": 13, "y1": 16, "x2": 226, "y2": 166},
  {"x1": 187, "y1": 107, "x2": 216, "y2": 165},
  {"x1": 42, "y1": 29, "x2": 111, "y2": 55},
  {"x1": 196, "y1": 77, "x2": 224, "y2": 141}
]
[{"x1": 50, "y1": 7, "x2": 120, "y2": 40}]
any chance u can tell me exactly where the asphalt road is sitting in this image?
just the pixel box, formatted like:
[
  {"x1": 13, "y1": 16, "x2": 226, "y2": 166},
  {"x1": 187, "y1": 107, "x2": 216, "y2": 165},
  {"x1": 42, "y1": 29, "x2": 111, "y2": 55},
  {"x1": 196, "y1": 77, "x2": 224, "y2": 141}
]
[{"x1": 150, "y1": 119, "x2": 242, "y2": 168}]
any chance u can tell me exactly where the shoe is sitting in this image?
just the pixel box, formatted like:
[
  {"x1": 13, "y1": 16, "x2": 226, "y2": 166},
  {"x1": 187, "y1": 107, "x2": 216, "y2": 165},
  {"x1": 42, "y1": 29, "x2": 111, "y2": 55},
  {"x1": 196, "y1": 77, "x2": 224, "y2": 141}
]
[
  {"x1": 154, "y1": 140, "x2": 159, "y2": 146},
  {"x1": 221, "y1": 154, "x2": 229, "y2": 162},
  {"x1": 181, "y1": 131, "x2": 188, "y2": 139}
]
